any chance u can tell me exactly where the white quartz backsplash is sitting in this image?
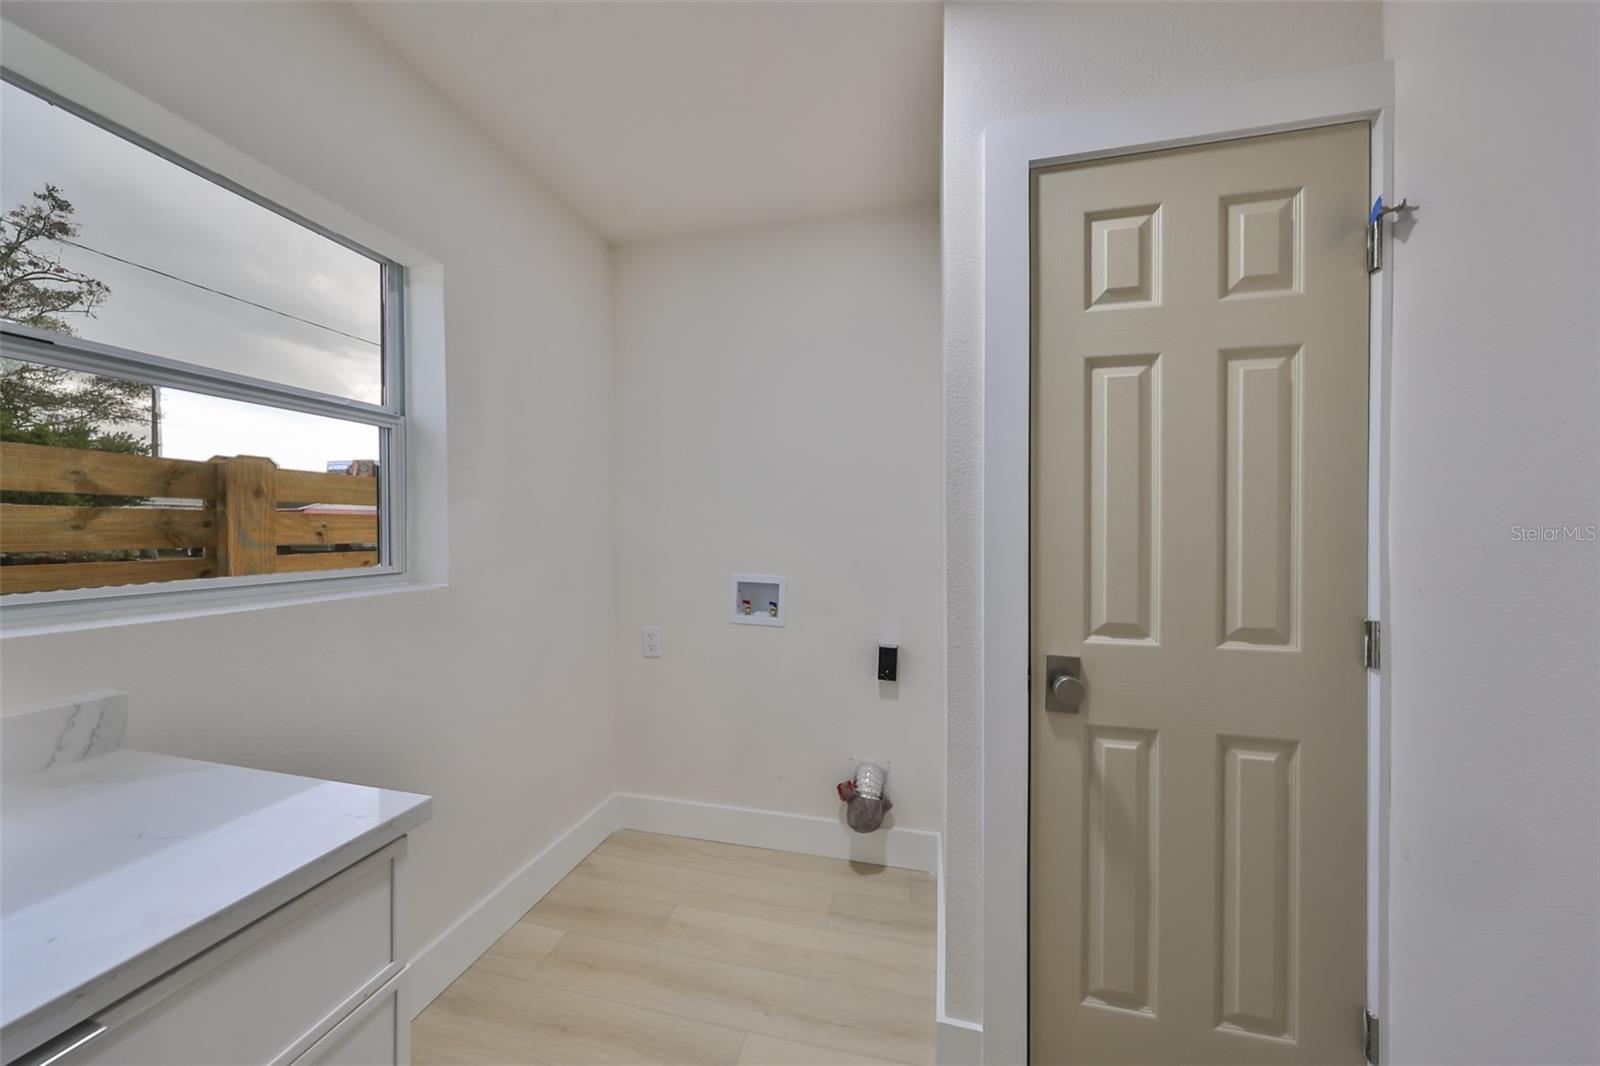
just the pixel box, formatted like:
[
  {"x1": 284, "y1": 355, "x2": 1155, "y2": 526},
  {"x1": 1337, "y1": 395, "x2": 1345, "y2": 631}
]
[{"x1": 1, "y1": 693, "x2": 128, "y2": 779}]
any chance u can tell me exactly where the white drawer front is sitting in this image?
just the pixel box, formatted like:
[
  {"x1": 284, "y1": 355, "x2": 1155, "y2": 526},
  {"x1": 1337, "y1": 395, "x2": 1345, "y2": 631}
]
[
  {"x1": 293, "y1": 986, "x2": 399, "y2": 1066},
  {"x1": 66, "y1": 852, "x2": 394, "y2": 1066}
]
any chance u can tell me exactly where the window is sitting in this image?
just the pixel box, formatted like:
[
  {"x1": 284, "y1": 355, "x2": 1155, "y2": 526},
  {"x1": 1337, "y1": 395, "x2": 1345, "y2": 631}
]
[{"x1": 0, "y1": 73, "x2": 405, "y2": 604}]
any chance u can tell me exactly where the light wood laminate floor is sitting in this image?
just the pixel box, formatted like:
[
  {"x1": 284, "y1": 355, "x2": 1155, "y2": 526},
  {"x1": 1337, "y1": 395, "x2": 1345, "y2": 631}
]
[{"x1": 412, "y1": 830, "x2": 936, "y2": 1066}]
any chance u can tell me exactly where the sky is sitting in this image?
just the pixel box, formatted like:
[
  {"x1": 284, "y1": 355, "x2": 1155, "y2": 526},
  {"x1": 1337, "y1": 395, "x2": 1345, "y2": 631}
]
[{"x1": 1, "y1": 80, "x2": 383, "y2": 473}]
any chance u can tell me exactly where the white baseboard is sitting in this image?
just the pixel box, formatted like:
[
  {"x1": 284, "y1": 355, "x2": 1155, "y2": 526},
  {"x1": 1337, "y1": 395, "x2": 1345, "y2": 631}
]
[
  {"x1": 937, "y1": 1017, "x2": 984, "y2": 1065},
  {"x1": 612, "y1": 792, "x2": 939, "y2": 873},
  {"x1": 407, "y1": 791, "x2": 942, "y2": 1018},
  {"x1": 408, "y1": 793, "x2": 622, "y2": 1015}
]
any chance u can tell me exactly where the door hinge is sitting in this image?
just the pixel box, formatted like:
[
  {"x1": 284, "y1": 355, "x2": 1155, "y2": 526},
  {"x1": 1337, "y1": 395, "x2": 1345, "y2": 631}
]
[
  {"x1": 1363, "y1": 1008, "x2": 1381, "y2": 1065},
  {"x1": 1363, "y1": 619, "x2": 1382, "y2": 670}
]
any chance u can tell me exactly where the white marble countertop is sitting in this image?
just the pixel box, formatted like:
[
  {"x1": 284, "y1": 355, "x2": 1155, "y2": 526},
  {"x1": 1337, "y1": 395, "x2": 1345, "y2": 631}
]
[{"x1": 0, "y1": 697, "x2": 430, "y2": 1059}]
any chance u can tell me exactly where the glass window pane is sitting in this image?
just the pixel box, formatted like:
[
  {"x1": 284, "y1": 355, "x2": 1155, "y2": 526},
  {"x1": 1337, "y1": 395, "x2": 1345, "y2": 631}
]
[
  {"x1": 1, "y1": 357, "x2": 382, "y2": 595},
  {"x1": 1, "y1": 81, "x2": 383, "y2": 402}
]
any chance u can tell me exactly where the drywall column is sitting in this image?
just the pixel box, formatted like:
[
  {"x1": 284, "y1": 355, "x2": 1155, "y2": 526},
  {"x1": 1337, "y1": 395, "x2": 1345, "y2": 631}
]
[{"x1": 1383, "y1": 4, "x2": 1599, "y2": 1062}]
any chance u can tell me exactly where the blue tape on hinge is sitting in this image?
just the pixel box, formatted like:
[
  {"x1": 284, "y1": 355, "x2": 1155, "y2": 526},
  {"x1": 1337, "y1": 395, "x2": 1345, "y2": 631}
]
[{"x1": 1369, "y1": 196, "x2": 1385, "y2": 225}]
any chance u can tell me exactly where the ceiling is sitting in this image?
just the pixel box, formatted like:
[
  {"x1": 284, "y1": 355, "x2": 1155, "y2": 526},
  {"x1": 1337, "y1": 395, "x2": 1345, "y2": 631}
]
[{"x1": 350, "y1": 2, "x2": 943, "y2": 245}]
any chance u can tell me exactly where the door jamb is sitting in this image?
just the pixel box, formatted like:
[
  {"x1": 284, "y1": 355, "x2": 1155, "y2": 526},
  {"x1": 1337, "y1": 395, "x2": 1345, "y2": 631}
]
[{"x1": 978, "y1": 61, "x2": 1395, "y2": 1065}]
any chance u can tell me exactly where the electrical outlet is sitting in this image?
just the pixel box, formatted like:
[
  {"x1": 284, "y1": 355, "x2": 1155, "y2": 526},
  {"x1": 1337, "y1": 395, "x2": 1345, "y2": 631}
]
[{"x1": 642, "y1": 626, "x2": 662, "y2": 658}]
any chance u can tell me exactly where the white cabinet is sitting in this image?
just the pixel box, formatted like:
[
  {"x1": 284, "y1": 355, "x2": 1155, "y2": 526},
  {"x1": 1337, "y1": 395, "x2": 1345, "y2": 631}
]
[{"x1": 27, "y1": 841, "x2": 409, "y2": 1066}]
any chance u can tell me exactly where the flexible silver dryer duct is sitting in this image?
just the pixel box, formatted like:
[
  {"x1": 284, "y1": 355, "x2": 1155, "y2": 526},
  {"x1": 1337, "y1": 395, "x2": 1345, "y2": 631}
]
[{"x1": 837, "y1": 761, "x2": 891, "y2": 833}]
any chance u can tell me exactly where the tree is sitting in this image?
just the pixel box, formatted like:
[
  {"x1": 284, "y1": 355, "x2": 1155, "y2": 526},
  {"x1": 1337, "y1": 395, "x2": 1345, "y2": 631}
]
[
  {"x1": 0, "y1": 184, "x2": 110, "y2": 332},
  {"x1": 1, "y1": 184, "x2": 151, "y2": 508}
]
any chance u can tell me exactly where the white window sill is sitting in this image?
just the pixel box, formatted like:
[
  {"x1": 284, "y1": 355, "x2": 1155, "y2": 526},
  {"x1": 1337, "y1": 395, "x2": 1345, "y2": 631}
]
[{"x1": 0, "y1": 575, "x2": 446, "y2": 638}]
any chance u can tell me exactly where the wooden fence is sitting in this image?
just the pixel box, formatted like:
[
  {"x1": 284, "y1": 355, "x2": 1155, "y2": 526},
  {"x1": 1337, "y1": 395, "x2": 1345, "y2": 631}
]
[{"x1": 0, "y1": 441, "x2": 378, "y2": 595}]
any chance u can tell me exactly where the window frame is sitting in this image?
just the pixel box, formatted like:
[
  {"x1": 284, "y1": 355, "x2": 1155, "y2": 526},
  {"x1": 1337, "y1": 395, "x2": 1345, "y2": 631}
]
[{"x1": 0, "y1": 67, "x2": 414, "y2": 622}]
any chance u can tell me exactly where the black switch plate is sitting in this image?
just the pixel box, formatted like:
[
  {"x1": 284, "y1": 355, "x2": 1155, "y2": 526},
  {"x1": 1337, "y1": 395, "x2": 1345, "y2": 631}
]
[{"x1": 878, "y1": 645, "x2": 898, "y2": 682}]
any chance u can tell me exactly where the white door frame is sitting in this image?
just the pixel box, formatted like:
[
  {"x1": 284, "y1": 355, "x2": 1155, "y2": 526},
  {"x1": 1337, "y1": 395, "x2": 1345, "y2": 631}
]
[{"x1": 979, "y1": 61, "x2": 1395, "y2": 1065}]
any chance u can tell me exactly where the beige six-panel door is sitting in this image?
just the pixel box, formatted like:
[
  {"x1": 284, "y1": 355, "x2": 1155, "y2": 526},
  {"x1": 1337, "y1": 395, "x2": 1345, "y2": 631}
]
[{"x1": 1029, "y1": 123, "x2": 1369, "y2": 1065}]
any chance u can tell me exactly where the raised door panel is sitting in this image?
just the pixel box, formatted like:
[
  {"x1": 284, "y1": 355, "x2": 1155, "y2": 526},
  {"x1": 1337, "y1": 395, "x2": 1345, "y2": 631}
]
[
  {"x1": 1218, "y1": 738, "x2": 1298, "y2": 1040},
  {"x1": 1086, "y1": 355, "x2": 1160, "y2": 642},
  {"x1": 1083, "y1": 728, "x2": 1158, "y2": 1015},
  {"x1": 1221, "y1": 347, "x2": 1299, "y2": 648}
]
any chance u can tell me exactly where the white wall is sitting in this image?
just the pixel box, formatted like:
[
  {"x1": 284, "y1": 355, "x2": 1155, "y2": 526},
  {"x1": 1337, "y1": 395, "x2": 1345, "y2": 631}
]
[
  {"x1": 613, "y1": 209, "x2": 944, "y2": 832},
  {"x1": 940, "y1": 0, "x2": 1384, "y2": 1024},
  {"x1": 1383, "y1": 4, "x2": 1599, "y2": 1062},
  {"x1": 0, "y1": 0, "x2": 617, "y2": 983}
]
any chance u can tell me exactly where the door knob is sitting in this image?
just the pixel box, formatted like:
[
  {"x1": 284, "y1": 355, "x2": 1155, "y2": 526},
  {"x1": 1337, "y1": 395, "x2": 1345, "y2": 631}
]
[{"x1": 1045, "y1": 654, "x2": 1086, "y2": 713}]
